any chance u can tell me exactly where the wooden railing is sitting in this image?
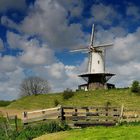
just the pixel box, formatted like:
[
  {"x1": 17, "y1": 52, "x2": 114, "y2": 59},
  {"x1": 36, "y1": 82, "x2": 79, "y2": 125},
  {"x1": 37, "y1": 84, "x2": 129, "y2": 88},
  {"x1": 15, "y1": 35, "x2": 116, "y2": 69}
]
[
  {"x1": 122, "y1": 109, "x2": 140, "y2": 122},
  {"x1": 22, "y1": 106, "x2": 61, "y2": 124},
  {"x1": 61, "y1": 106, "x2": 121, "y2": 126},
  {"x1": 22, "y1": 106, "x2": 121, "y2": 126},
  {"x1": 22, "y1": 105, "x2": 140, "y2": 126}
]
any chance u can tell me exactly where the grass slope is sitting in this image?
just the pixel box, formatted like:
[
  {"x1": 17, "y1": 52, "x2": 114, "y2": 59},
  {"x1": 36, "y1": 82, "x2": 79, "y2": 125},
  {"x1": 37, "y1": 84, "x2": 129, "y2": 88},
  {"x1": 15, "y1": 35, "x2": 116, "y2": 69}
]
[
  {"x1": 34, "y1": 125, "x2": 140, "y2": 140},
  {"x1": 7, "y1": 89, "x2": 140, "y2": 110}
]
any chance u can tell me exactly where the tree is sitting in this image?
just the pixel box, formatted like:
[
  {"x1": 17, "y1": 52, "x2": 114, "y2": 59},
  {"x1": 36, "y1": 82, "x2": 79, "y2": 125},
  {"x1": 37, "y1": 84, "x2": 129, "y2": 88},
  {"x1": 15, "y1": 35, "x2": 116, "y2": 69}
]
[
  {"x1": 20, "y1": 76, "x2": 51, "y2": 97},
  {"x1": 131, "y1": 80, "x2": 140, "y2": 93},
  {"x1": 62, "y1": 88, "x2": 74, "y2": 100}
]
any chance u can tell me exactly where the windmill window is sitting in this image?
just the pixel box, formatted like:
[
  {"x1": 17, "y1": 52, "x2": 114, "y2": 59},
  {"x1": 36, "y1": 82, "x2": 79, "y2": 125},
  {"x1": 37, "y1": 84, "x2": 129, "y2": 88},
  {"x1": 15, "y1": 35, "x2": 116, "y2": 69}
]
[{"x1": 98, "y1": 60, "x2": 100, "y2": 64}]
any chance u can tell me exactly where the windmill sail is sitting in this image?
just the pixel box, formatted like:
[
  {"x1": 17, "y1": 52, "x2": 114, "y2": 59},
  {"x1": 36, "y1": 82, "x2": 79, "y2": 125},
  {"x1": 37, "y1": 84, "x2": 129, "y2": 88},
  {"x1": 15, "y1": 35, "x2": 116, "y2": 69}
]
[
  {"x1": 90, "y1": 24, "x2": 95, "y2": 47},
  {"x1": 70, "y1": 48, "x2": 88, "y2": 52},
  {"x1": 94, "y1": 43, "x2": 113, "y2": 49},
  {"x1": 70, "y1": 23, "x2": 113, "y2": 74}
]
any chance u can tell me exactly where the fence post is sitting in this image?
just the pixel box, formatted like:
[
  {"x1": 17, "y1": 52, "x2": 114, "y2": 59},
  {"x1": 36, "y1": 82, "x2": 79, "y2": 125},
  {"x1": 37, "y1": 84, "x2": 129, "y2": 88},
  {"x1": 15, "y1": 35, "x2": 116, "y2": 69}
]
[
  {"x1": 6, "y1": 112, "x2": 11, "y2": 128},
  {"x1": 59, "y1": 106, "x2": 65, "y2": 122},
  {"x1": 23, "y1": 112, "x2": 28, "y2": 125},
  {"x1": 74, "y1": 108, "x2": 78, "y2": 116},
  {"x1": 15, "y1": 115, "x2": 18, "y2": 131},
  {"x1": 119, "y1": 104, "x2": 124, "y2": 123},
  {"x1": 23, "y1": 112, "x2": 28, "y2": 118},
  {"x1": 86, "y1": 107, "x2": 89, "y2": 121}
]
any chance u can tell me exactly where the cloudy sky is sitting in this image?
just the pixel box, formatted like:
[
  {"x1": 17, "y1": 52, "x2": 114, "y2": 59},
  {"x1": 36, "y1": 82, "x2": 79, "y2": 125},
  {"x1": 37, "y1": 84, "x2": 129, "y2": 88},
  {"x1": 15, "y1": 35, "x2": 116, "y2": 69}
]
[{"x1": 0, "y1": 0, "x2": 140, "y2": 100}]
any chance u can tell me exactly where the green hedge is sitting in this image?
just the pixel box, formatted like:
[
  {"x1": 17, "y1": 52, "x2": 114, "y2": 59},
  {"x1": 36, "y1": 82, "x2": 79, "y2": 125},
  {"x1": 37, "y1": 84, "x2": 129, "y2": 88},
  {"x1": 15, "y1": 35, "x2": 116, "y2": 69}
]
[
  {"x1": 0, "y1": 120, "x2": 70, "y2": 140},
  {"x1": 0, "y1": 100, "x2": 13, "y2": 107}
]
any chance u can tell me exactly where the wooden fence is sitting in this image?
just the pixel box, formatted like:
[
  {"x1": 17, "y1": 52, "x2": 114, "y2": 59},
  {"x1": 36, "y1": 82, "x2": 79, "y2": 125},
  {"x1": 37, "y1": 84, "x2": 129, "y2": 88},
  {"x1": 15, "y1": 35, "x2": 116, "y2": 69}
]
[
  {"x1": 22, "y1": 106, "x2": 60, "y2": 124},
  {"x1": 61, "y1": 106, "x2": 121, "y2": 127},
  {"x1": 22, "y1": 105, "x2": 140, "y2": 126},
  {"x1": 22, "y1": 106, "x2": 122, "y2": 126},
  {"x1": 122, "y1": 109, "x2": 140, "y2": 122}
]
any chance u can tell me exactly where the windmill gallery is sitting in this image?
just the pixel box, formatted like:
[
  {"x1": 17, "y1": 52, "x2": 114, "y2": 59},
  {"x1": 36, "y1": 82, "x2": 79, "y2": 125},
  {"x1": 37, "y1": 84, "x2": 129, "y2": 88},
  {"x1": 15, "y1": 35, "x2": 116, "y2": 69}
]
[{"x1": 70, "y1": 24, "x2": 115, "y2": 91}]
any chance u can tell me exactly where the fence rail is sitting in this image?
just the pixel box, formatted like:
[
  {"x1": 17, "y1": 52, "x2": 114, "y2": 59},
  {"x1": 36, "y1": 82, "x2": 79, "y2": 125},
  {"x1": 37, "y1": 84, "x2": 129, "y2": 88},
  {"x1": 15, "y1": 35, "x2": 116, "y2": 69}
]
[
  {"x1": 22, "y1": 106, "x2": 120, "y2": 126},
  {"x1": 22, "y1": 105, "x2": 140, "y2": 126},
  {"x1": 22, "y1": 106, "x2": 61, "y2": 124},
  {"x1": 61, "y1": 106, "x2": 121, "y2": 126}
]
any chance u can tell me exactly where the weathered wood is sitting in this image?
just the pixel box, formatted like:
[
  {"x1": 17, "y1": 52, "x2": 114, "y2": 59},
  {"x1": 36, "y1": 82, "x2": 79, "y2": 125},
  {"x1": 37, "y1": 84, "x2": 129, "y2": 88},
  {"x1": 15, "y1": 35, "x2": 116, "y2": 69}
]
[
  {"x1": 62, "y1": 106, "x2": 121, "y2": 126},
  {"x1": 63, "y1": 106, "x2": 120, "y2": 110},
  {"x1": 22, "y1": 107, "x2": 61, "y2": 124},
  {"x1": 22, "y1": 106, "x2": 122, "y2": 126},
  {"x1": 27, "y1": 107, "x2": 60, "y2": 114}
]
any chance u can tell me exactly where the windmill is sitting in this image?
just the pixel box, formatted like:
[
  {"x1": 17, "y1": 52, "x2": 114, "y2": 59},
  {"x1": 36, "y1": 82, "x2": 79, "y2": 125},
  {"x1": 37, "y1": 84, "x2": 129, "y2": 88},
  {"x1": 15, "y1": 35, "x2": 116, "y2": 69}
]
[{"x1": 70, "y1": 24, "x2": 115, "y2": 90}]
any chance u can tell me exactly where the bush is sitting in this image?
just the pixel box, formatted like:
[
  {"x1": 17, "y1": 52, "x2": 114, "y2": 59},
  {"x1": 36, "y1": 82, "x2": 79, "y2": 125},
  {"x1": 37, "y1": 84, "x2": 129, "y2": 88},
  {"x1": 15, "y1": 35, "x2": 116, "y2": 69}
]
[
  {"x1": 12, "y1": 121, "x2": 63, "y2": 140},
  {"x1": 45, "y1": 121, "x2": 62, "y2": 133},
  {"x1": 0, "y1": 119, "x2": 65, "y2": 140},
  {"x1": 60, "y1": 121, "x2": 71, "y2": 131},
  {"x1": 0, "y1": 100, "x2": 13, "y2": 107},
  {"x1": 0, "y1": 116, "x2": 69, "y2": 140},
  {"x1": 54, "y1": 99, "x2": 60, "y2": 106},
  {"x1": 105, "y1": 101, "x2": 111, "y2": 107},
  {"x1": 0, "y1": 114, "x2": 15, "y2": 140},
  {"x1": 63, "y1": 88, "x2": 74, "y2": 100},
  {"x1": 131, "y1": 80, "x2": 140, "y2": 93}
]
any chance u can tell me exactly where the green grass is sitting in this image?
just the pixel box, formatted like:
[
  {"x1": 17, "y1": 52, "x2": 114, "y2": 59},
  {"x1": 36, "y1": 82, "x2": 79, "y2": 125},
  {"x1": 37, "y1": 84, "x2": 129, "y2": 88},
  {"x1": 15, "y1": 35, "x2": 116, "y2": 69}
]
[
  {"x1": 3, "y1": 89, "x2": 140, "y2": 140},
  {"x1": 7, "y1": 89, "x2": 140, "y2": 110},
  {"x1": 35, "y1": 125, "x2": 140, "y2": 140},
  {"x1": 0, "y1": 100, "x2": 14, "y2": 107}
]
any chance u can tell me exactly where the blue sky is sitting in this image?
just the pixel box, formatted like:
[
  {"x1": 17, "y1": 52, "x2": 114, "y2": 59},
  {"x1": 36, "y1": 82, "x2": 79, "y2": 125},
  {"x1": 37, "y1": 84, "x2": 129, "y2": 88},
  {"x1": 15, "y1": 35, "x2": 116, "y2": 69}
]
[{"x1": 0, "y1": 0, "x2": 140, "y2": 100}]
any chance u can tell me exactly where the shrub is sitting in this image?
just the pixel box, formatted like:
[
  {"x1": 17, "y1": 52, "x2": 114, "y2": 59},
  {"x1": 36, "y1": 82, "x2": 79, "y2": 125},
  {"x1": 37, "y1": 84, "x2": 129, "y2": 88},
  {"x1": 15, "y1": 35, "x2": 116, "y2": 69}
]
[
  {"x1": 45, "y1": 121, "x2": 62, "y2": 133},
  {"x1": 13, "y1": 121, "x2": 63, "y2": 140},
  {"x1": 105, "y1": 101, "x2": 111, "y2": 107},
  {"x1": 0, "y1": 114, "x2": 15, "y2": 140},
  {"x1": 0, "y1": 116, "x2": 67, "y2": 140},
  {"x1": 60, "y1": 121, "x2": 71, "y2": 131},
  {"x1": 63, "y1": 88, "x2": 74, "y2": 100},
  {"x1": 54, "y1": 99, "x2": 60, "y2": 106},
  {"x1": 0, "y1": 100, "x2": 13, "y2": 107},
  {"x1": 131, "y1": 80, "x2": 140, "y2": 93}
]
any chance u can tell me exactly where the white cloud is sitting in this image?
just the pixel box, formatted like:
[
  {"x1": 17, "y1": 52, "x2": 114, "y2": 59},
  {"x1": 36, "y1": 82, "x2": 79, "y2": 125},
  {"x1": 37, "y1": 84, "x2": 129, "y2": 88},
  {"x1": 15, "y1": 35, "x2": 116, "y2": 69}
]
[
  {"x1": 20, "y1": 0, "x2": 85, "y2": 49},
  {"x1": 105, "y1": 27, "x2": 140, "y2": 87},
  {"x1": 7, "y1": 31, "x2": 28, "y2": 49},
  {"x1": 108, "y1": 61, "x2": 140, "y2": 88},
  {"x1": 91, "y1": 3, "x2": 121, "y2": 25},
  {"x1": 95, "y1": 26, "x2": 127, "y2": 45},
  {"x1": 7, "y1": 31, "x2": 56, "y2": 67},
  {"x1": 0, "y1": 0, "x2": 27, "y2": 12},
  {"x1": 1, "y1": 16, "x2": 19, "y2": 29},
  {"x1": 0, "y1": 56, "x2": 17, "y2": 72},
  {"x1": 126, "y1": 4, "x2": 140, "y2": 19},
  {"x1": 20, "y1": 45, "x2": 56, "y2": 66},
  {"x1": 1, "y1": 0, "x2": 86, "y2": 49},
  {"x1": 0, "y1": 73, "x2": 9, "y2": 82},
  {"x1": 0, "y1": 67, "x2": 25, "y2": 100},
  {"x1": 108, "y1": 27, "x2": 140, "y2": 64},
  {"x1": 34, "y1": 62, "x2": 84, "y2": 92},
  {"x1": 58, "y1": 0, "x2": 83, "y2": 17},
  {"x1": 46, "y1": 63, "x2": 66, "y2": 79},
  {"x1": 0, "y1": 30, "x2": 59, "y2": 100}
]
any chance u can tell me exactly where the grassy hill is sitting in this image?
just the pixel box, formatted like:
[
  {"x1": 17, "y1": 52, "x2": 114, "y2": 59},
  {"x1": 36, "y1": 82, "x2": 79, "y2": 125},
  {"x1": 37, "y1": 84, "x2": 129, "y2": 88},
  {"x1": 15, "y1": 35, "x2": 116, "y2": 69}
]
[
  {"x1": 34, "y1": 125, "x2": 140, "y2": 140},
  {"x1": 7, "y1": 89, "x2": 140, "y2": 110},
  {"x1": 1, "y1": 88, "x2": 140, "y2": 140}
]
